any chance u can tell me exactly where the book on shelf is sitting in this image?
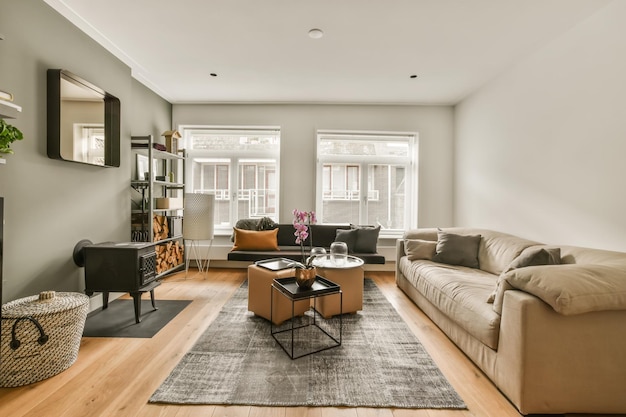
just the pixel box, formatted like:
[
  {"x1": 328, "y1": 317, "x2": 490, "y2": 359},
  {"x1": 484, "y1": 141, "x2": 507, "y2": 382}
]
[{"x1": 0, "y1": 90, "x2": 14, "y2": 102}]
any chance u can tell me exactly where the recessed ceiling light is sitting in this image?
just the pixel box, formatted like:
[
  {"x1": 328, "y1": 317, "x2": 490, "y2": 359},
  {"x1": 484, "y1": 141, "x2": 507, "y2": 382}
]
[
  {"x1": 308, "y1": 28, "x2": 324, "y2": 39},
  {"x1": 410, "y1": 74, "x2": 418, "y2": 79}
]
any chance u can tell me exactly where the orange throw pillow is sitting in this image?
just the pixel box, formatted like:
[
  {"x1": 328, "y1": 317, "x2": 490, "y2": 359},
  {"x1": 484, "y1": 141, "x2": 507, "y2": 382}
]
[{"x1": 232, "y1": 228, "x2": 279, "y2": 251}]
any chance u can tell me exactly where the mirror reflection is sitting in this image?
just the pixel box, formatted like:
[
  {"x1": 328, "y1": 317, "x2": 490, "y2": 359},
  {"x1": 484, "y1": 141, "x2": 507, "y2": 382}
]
[{"x1": 60, "y1": 75, "x2": 106, "y2": 165}]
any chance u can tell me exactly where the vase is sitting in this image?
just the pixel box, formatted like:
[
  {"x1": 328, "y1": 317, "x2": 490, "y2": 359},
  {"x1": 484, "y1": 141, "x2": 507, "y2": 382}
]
[
  {"x1": 330, "y1": 241, "x2": 348, "y2": 266},
  {"x1": 295, "y1": 266, "x2": 316, "y2": 289}
]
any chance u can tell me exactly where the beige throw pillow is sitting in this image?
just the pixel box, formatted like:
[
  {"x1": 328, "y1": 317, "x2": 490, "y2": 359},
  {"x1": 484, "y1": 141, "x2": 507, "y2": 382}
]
[
  {"x1": 505, "y1": 264, "x2": 626, "y2": 315},
  {"x1": 404, "y1": 239, "x2": 437, "y2": 261}
]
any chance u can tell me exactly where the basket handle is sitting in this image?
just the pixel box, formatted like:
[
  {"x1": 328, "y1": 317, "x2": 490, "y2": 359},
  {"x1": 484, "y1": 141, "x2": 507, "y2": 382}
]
[{"x1": 2, "y1": 316, "x2": 50, "y2": 350}]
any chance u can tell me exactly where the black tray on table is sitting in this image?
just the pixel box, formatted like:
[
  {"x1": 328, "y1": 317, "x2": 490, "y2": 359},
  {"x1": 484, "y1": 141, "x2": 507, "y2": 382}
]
[
  {"x1": 255, "y1": 258, "x2": 298, "y2": 271},
  {"x1": 273, "y1": 276, "x2": 340, "y2": 300}
]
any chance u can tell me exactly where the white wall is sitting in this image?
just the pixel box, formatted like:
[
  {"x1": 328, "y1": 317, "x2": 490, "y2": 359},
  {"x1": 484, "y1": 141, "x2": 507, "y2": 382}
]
[
  {"x1": 173, "y1": 104, "x2": 454, "y2": 228},
  {"x1": 174, "y1": 104, "x2": 454, "y2": 268},
  {"x1": 454, "y1": 1, "x2": 626, "y2": 251}
]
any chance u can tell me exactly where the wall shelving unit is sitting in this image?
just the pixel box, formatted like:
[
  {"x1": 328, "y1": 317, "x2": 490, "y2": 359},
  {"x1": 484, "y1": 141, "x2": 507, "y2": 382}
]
[{"x1": 131, "y1": 134, "x2": 186, "y2": 277}]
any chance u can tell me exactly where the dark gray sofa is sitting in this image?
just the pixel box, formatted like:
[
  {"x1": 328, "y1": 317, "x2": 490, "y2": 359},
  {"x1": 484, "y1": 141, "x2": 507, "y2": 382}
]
[{"x1": 227, "y1": 223, "x2": 385, "y2": 264}]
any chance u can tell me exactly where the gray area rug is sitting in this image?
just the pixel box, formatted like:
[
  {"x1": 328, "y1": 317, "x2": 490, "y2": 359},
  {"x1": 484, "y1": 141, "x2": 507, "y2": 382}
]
[{"x1": 149, "y1": 279, "x2": 466, "y2": 409}]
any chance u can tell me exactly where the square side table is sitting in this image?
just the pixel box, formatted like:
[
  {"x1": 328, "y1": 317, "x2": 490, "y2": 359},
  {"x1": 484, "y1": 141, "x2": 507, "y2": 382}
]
[{"x1": 271, "y1": 277, "x2": 342, "y2": 359}]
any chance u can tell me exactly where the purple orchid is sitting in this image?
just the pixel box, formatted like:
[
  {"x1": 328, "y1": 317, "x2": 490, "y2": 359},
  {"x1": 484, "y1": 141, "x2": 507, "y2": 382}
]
[{"x1": 293, "y1": 209, "x2": 316, "y2": 266}]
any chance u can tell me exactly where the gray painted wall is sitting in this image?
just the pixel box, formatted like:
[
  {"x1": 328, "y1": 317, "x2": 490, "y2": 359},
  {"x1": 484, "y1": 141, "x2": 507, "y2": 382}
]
[
  {"x1": 0, "y1": 0, "x2": 172, "y2": 303},
  {"x1": 454, "y1": 1, "x2": 626, "y2": 251}
]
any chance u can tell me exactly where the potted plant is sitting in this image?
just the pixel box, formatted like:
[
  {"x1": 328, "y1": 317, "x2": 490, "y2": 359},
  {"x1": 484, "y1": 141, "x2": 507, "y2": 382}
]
[
  {"x1": 292, "y1": 209, "x2": 318, "y2": 288},
  {"x1": 0, "y1": 119, "x2": 24, "y2": 155}
]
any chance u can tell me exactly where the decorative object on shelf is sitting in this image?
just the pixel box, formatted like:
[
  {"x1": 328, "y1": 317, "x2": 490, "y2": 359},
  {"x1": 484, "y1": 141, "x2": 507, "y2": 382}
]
[
  {"x1": 183, "y1": 193, "x2": 215, "y2": 277},
  {"x1": 0, "y1": 291, "x2": 89, "y2": 387},
  {"x1": 330, "y1": 241, "x2": 349, "y2": 266},
  {"x1": 162, "y1": 130, "x2": 181, "y2": 154},
  {"x1": 0, "y1": 89, "x2": 14, "y2": 102},
  {"x1": 0, "y1": 118, "x2": 24, "y2": 156},
  {"x1": 155, "y1": 197, "x2": 183, "y2": 209}
]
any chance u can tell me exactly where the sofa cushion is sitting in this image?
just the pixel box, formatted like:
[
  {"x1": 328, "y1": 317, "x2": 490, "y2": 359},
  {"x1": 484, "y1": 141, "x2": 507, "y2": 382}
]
[
  {"x1": 309, "y1": 224, "x2": 349, "y2": 248},
  {"x1": 335, "y1": 229, "x2": 358, "y2": 252},
  {"x1": 432, "y1": 230, "x2": 481, "y2": 268},
  {"x1": 353, "y1": 225, "x2": 381, "y2": 253},
  {"x1": 503, "y1": 264, "x2": 626, "y2": 315},
  {"x1": 403, "y1": 227, "x2": 541, "y2": 274},
  {"x1": 488, "y1": 246, "x2": 561, "y2": 304},
  {"x1": 230, "y1": 218, "x2": 260, "y2": 241},
  {"x1": 399, "y1": 257, "x2": 501, "y2": 349},
  {"x1": 232, "y1": 228, "x2": 279, "y2": 251},
  {"x1": 478, "y1": 231, "x2": 541, "y2": 275},
  {"x1": 404, "y1": 239, "x2": 437, "y2": 261}
]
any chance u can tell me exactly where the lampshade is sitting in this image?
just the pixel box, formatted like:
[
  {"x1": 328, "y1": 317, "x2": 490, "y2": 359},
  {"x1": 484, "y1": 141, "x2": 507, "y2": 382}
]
[{"x1": 183, "y1": 193, "x2": 214, "y2": 240}]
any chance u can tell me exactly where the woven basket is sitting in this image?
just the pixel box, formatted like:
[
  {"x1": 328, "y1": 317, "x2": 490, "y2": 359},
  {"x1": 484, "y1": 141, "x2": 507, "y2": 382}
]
[{"x1": 1, "y1": 291, "x2": 89, "y2": 387}]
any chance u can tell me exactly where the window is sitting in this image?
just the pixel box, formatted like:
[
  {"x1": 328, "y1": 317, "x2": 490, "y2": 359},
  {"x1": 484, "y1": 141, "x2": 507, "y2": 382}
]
[
  {"x1": 182, "y1": 126, "x2": 280, "y2": 234},
  {"x1": 74, "y1": 124, "x2": 105, "y2": 165},
  {"x1": 316, "y1": 130, "x2": 417, "y2": 235}
]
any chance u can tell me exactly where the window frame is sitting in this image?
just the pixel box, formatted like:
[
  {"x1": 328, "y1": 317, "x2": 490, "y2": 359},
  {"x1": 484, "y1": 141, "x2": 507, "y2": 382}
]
[
  {"x1": 315, "y1": 130, "x2": 418, "y2": 237},
  {"x1": 180, "y1": 125, "x2": 281, "y2": 235}
]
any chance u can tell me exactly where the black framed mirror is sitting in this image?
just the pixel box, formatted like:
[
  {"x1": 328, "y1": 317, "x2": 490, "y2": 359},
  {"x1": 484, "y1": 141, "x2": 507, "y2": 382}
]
[{"x1": 47, "y1": 69, "x2": 120, "y2": 167}]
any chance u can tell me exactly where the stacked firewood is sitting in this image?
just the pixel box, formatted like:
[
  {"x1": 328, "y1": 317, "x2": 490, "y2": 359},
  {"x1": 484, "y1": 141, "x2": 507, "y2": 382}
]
[
  {"x1": 155, "y1": 241, "x2": 184, "y2": 274},
  {"x1": 153, "y1": 215, "x2": 169, "y2": 241}
]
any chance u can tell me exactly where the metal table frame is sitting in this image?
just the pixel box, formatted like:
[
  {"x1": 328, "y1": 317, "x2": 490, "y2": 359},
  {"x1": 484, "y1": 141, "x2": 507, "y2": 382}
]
[{"x1": 270, "y1": 277, "x2": 342, "y2": 359}]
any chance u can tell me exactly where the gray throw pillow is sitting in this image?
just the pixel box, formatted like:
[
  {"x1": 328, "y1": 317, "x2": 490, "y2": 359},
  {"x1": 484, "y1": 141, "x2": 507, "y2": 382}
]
[
  {"x1": 256, "y1": 216, "x2": 277, "y2": 231},
  {"x1": 432, "y1": 230, "x2": 481, "y2": 268},
  {"x1": 353, "y1": 225, "x2": 381, "y2": 253},
  {"x1": 335, "y1": 229, "x2": 358, "y2": 253},
  {"x1": 504, "y1": 246, "x2": 561, "y2": 274},
  {"x1": 487, "y1": 246, "x2": 561, "y2": 304}
]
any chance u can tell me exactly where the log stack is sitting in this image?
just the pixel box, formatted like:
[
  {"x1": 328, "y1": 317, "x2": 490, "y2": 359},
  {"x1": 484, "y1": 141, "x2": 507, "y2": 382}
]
[
  {"x1": 153, "y1": 215, "x2": 169, "y2": 241},
  {"x1": 155, "y1": 241, "x2": 184, "y2": 274}
]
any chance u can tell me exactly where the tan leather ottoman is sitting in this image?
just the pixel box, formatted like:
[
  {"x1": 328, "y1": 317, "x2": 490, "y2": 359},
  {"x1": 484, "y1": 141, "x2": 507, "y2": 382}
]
[
  {"x1": 247, "y1": 264, "x2": 310, "y2": 325},
  {"x1": 313, "y1": 256, "x2": 365, "y2": 318}
]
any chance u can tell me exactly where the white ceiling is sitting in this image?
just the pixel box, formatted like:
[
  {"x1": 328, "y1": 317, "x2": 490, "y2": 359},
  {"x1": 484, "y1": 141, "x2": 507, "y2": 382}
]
[{"x1": 44, "y1": 0, "x2": 610, "y2": 105}]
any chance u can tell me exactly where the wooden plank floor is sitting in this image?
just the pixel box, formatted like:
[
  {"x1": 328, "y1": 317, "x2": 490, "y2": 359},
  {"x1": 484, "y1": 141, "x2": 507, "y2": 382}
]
[{"x1": 0, "y1": 269, "x2": 621, "y2": 417}]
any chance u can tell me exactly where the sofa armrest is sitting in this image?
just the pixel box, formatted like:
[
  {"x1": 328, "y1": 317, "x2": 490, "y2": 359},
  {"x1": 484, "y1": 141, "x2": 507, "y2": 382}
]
[
  {"x1": 495, "y1": 289, "x2": 626, "y2": 414},
  {"x1": 396, "y1": 238, "x2": 406, "y2": 263},
  {"x1": 395, "y1": 239, "x2": 406, "y2": 285}
]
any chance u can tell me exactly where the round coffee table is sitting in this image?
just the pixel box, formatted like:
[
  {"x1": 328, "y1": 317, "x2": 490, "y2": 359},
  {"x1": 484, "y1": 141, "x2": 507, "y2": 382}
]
[{"x1": 312, "y1": 255, "x2": 365, "y2": 318}]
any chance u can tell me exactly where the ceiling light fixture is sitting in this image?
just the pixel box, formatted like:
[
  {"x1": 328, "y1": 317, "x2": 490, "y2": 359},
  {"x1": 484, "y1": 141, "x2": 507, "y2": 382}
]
[{"x1": 308, "y1": 28, "x2": 324, "y2": 39}]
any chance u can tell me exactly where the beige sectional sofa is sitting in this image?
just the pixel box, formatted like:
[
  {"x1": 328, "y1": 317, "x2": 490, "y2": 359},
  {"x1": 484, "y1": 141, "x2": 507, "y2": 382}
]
[{"x1": 395, "y1": 227, "x2": 626, "y2": 415}]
